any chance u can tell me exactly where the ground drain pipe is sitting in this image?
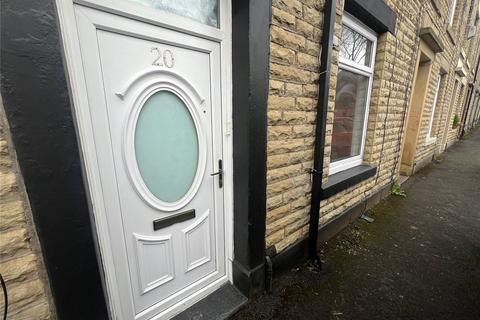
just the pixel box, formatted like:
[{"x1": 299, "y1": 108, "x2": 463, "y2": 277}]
[{"x1": 307, "y1": 0, "x2": 337, "y2": 265}]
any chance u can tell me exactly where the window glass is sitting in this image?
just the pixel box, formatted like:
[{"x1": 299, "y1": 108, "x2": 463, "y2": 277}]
[
  {"x1": 135, "y1": 91, "x2": 199, "y2": 203},
  {"x1": 428, "y1": 76, "x2": 442, "y2": 139},
  {"x1": 339, "y1": 24, "x2": 373, "y2": 67},
  {"x1": 448, "y1": 0, "x2": 457, "y2": 26},
  {"x1": 127, "y1": 0, "x2": 219, "y2": 27},
  {"x1": 330, "y1": 13, "x2": 377, "y2": 174},
  {"x1": 331, "y1": 69, "x2": 369, "y2": 161}
]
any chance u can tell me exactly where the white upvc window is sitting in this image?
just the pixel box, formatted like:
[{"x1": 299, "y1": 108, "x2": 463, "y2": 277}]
[
  {"x1": 448, "y1": 0, "x2": 457, "y2": 26},
  {"x1": 426, "y1": 75, "x2": 442, "y2": 144},
  {"x1": 329, "y1": 13, "x2": 377, "y2": 175}
]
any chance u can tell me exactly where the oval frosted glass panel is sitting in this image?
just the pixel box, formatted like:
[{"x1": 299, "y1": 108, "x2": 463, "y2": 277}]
[
  {"x1": 135, "y1": 91, "x2": 199, "y2": 203},
  {"x1": 126, "y1": 0, "x2": 219, "y2": 27}
]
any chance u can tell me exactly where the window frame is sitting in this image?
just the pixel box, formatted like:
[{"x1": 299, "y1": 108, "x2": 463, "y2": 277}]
[
  {"x1": 329, "y1": 13, "x2": 378, "y2": 175},
  {"x1": 448, "y1": 0, "x2": 457, "y2": 26},
  {"x1": 426, "y1": 75, "x2": 442, "y2": 144}
]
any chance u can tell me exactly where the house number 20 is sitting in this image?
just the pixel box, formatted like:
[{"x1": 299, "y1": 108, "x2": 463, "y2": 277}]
[{"x1": 151, "y1": 48, "x2": 175, "y2": 68}]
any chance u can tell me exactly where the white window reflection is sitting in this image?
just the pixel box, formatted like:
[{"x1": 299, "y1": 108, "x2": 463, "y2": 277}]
[
  {"x1": 339, "y1": 24, "x2": 373, "y2": 67},
  {"x1": 128, "y1": 0, "x2": 219, "y2": 28}
]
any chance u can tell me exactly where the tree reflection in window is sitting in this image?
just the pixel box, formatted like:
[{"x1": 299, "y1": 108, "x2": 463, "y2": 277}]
[{"x1": 339, "y1": 25, "x2": 373, "y2": 67}]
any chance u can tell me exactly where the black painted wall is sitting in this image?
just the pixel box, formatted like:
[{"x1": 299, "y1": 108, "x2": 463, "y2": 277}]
[
  {"x1": 345, "y1": 0, "x2": 397, "y2": 34},
  {"x1": 232, "y1": 0, "x2": 271, "y2": 297},
  {"x1": 0, "y1": 0, "x2": 108, "y2": 319}
]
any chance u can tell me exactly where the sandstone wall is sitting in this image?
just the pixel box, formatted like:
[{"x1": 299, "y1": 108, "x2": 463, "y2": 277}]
[
  {"x1": 266, "y1": 0, "x2": 480, "y2": 253},
  {"x1": 0, "y1": 100, "x2": 55, "y2": 319}
]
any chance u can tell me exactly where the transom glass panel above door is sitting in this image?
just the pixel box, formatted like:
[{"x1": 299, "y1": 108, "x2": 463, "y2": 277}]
[{"x1": 126, "y1": 0, "x2": 219, "y2": 27}]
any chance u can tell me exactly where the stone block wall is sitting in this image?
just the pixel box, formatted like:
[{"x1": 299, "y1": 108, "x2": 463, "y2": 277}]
[
  {"x1": 440, "y1": 0, "x2": 480, "y2": 150},
  {"x1": 320, "y1": 0, "x2": 422, "y2": 223},
  {"x1": 412, "y1": 0, "x2": 465, "y2": 167},
  {"x1": 266, "y1": 0, "x2": 325, "y2": 252},
  {"x1": 464, "y1": 0, "x2": 480, "y2": 131},
  {"x1": 266, "y1": 0, "x2": 422, "y2": 252},
  {"x1": 265, "y1": 0, "x2": 480, "y2": 253},
  {"x1": 0, "y1": 101, "x2": 55, "y2": 319}
]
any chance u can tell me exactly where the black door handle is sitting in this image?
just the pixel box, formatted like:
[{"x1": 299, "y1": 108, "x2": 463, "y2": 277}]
[{"x1": 210, "y1": 159, "x2": 223, "y2": 188}]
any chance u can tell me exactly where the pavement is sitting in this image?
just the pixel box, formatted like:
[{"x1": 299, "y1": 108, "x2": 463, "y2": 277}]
[{"x1": 231, "y1": 127, "x2": 480, "y2": 320}]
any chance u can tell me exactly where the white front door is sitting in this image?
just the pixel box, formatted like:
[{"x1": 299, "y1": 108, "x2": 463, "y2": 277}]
[{"x1": 69, "y1": 2, "x2": 229, "y2": 319}]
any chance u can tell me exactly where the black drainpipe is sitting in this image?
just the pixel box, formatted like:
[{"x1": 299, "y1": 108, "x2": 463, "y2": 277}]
[{"x1": 308, "y1": 0, "x2": 337, "y2": 263}]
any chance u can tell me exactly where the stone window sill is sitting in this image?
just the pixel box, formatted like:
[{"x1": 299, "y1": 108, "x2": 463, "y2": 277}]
[
  {"x1": 446, "y1": 28, "x2": 456, "y2": 45},
  {"x1": 321, "y1": 165, "x2": 377, "y2": 200},
  {"x1": 426, "y1": 137, "x2": 437, "y2": 145}
]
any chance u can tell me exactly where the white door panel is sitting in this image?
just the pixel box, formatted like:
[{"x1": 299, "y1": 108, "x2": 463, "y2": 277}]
[{"x1": 74, "y1": 5, "x2": 226, "y2": 319}]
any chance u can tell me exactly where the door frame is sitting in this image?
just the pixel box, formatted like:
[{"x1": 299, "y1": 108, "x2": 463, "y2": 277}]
[
  {"x1": 55, "y1": 0, "x2": 234, "y2": 318},
  {"x1": 399, "y1": 40, "x2": 434, "y2": 176}
]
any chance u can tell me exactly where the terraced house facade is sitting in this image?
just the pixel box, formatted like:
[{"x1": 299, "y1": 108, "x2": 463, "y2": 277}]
[{"x1": 1, "y1": 0, "x2": 479, "y2": 319}]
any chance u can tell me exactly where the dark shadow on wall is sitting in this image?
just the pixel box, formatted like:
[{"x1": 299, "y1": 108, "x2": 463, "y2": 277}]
[{"x1": 0, "y1": 0, "x2": 109, "y2": 319}]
